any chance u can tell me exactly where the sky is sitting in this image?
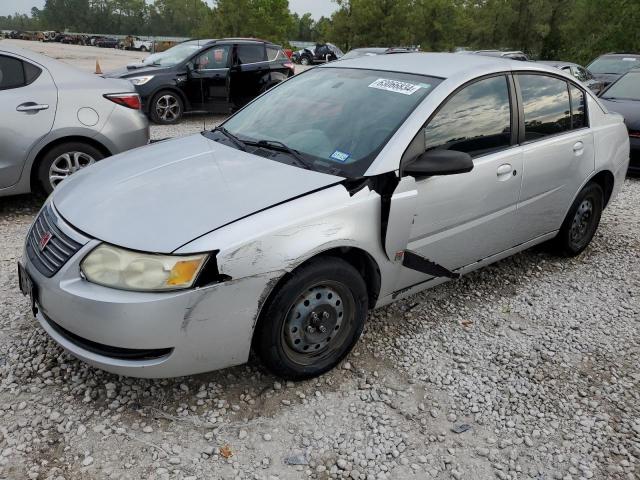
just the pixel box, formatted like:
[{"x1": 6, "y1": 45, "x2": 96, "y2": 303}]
[{"x1": 0, "y1": 0, "x2": 339, "y2": 19}]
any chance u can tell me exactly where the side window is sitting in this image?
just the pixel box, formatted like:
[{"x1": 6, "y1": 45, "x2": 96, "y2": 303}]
[
  {"x1": 423, "y1": 75, "x2": 512, "y2": 157},
  {"x1": 24, "y1": 62, "x2": 42, "y2": 84},
  {"x1": 236, "y1": 44, "x2": 266, "y2": 64},
  {"x1": 518, "y1": 74, "x2": 571, "y2": 141},
  {"x1": 0, "y1": 55, "x2": 26, "y2": 90},
  {"x1": 195, "y1": 46, "x2": 229, "y2": 70},
  {"x1": 266, "y1": 46, "x2": 281, "y2": 61},
  {"x1": 569, "y1": 84, "x2": 587, "y2": 129}
]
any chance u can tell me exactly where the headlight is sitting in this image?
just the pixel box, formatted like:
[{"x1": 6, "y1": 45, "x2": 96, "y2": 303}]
[
  {"x1": 81, "y1": 244, "x2": 208, "y2": 292},
  {"x1": 128, "y1": 75, "x2": 154, "y2": 85}
]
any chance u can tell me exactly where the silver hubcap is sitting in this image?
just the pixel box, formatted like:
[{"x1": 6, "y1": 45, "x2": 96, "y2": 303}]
[
  {"x1": 49, "y1": 151, "x2": 96, "y2": 189},
  {"x1": 570, "y1": 199, "x2": 593, "y2": 243},
  {"x1": 285, "y1": 285, "x2": 345, "y2": 354},
  {"x1": 155, "y1": 94, "x2": 180, "y2": 121}
]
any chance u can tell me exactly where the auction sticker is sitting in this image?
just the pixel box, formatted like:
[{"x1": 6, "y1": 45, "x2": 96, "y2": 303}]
[
  {"x1": 369, "y1": 78, "x2": 422, "y2": 95},
  {"x1": 330, "y1": 150, "x2": 351, "y2": 162}
]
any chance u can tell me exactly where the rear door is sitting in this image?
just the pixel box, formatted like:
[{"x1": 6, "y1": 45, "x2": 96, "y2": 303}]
[
  {"x1": 230, "y1": 43, "x2": 268, "y2": 107},
  {"x1": 388, "y1": 74, "x2": 524, "y2": 290},
  {"x1": 0, "y1": 54, "x2": 56, "y2": 188},
  {"x1": 514, "y1": 74, "x2": 594, "y2": 242}
]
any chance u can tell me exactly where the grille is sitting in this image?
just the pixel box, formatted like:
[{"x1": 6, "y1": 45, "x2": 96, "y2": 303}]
[{"x1": 26, "y1": 205, "x2": 83, "y2": 277}]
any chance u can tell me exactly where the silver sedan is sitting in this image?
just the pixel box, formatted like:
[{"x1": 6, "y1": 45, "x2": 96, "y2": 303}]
[
  {"x1": 0, "y1": 45, "x2": 149, "y2": 196},
  {"x1": 19, "y1": 53, "x2": 629, "y2": 380}
]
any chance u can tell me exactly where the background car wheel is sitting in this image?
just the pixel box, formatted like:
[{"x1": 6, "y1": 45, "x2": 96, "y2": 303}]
[
  {"x1": 300, "y1": 56, "x2": 310, "y2": 66},
  {"x1": 140, "y1": 45, "x2": 148, "y2": 52},
  {"x1": 552, "y1": 182, "x2": 603, "y2": 257},
  {"x1": 254, "y1": 257, "x2": 368, "y2": 380},
  {"x1": 150, "y1": 90, "x2": 183, "y2": 124},
  {"x1": 37, "y1": 142, "x2": 104, "y2": 194}
]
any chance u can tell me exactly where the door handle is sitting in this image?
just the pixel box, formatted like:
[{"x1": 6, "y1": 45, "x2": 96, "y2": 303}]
[
  {"x1": 496, "y1": 164, "x2": 513, "y2": 176},
  {"x1": 17, "y1": 102, "x2": 49, "y2": 112},
  {"x1": 573, "y1": 141, "x2": 584, "y2": 155}
]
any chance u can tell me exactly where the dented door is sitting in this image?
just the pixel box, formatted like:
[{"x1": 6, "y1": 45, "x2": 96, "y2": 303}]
[{"x1": 383, "y1": 176, "x2": 417, "y2": 261}]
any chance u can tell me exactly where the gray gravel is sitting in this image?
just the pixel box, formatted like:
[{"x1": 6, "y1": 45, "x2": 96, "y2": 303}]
[{"x1": 1, "y1": 121, "x2": 639, "y2": 479}]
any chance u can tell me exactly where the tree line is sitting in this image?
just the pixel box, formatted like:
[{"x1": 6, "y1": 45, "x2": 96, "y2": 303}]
[{"x1": 1, "y1": 0, "x2": 639, "y2": 65}]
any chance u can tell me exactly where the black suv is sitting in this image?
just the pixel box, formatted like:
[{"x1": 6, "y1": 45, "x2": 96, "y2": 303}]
[{"x1": 107, "y1": 38, "x2": 295, "y2": 124}]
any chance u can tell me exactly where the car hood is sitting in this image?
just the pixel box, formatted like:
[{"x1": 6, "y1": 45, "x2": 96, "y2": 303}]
[
  {"x1": 104, "y1": 64, "x2": 169, "y2": 78},
  {"x1": 599, "y1": 98, "x2": 640, "y2": 130},
  {"x1": 52, "y1": 134, "x2": 342, "y2": 253},
  {"x1": 591, "y1": 73, "x2": 621, "y2": 86}
]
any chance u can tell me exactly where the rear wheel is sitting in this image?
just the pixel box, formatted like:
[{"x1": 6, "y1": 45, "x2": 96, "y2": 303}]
[
  {"x1": 254, "y1": 257, "x2": 368, "y2": 380},
  {"x1": 300, "y1": 56, "x2": 310, "y2": 66},
  {"x1": 150, "y1": 90, "x2": 183, "y2": 124},
  {"x1": 552, "y1": 182, "x2": 603, "y2": 256},
  {"x1": 37, "y1": 142, "x2": 104, "y2": 194}
]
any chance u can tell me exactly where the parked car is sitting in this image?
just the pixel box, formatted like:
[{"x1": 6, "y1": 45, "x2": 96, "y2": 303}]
[
  {"x1": 537, "y1": 61, "x2": 605, "y2": 94},
  {"x1": 587, "y1": 53, "x2": 640, "y2": 88},
  {"x1": 341, "y1": 47, "x2": 418, "y2": 60},
  {"x1": 95, "y1": 37, "x2": 119, "y2": 48},
  {"x1": 465, "y1": 49, "x2": 530, "y2": 61},
  {"x1": 292, "y1": 43, "x2": 344, "y2": 65},
  {"x1": 106, "y1": 38, "x2": 295, "y2": 124},
  {"x1": 18, "y1": 53, "x2": 629, "y2": 380},
  {"x1": 0, "y1": 45, "x2": 149, "y2": 196},
  {"x1": 598, "y1": 69, "x2": 640, "y2": 174},
  {"x1": 122, "y1": 36, "x2": 153, "y2": 52}
]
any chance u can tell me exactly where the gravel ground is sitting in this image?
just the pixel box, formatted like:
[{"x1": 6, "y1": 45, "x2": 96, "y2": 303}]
[{"x1": 0, "y1": 39, "x2": 639, "y2": 480}]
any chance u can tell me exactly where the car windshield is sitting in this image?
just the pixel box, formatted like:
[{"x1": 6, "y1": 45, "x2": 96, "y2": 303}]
[
  {"x1": 601, "y1": 71, "x2": 640, "y2": 100},
  {"x1": 588, "y1": 56, "x2": 639, "y2": 75},
  {"x1": 143, "y1": 42, "x2": 203, "y2": 66},
  {"x1": 222, "y1": 67, "x2": 441, "y2": 177},
  {"x1": 341, "y1": 49, "x2": 385, "y2": 60}
]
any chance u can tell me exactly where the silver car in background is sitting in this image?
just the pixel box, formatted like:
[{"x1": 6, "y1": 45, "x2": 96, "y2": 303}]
[
  {"x1": 0, "y1": 44, "x2": 149, "y2": 195},
  {"x1": 19, "y1": 53, "x2": 629, "y2": 380}
]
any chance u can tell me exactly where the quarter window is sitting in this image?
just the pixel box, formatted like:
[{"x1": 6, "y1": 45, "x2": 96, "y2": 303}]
[
  {"x1": 569, "y1": 84, "x2": 587, "y2": 129},
  {"x1": 0, "y1": 55, "x2": 26, "y2": 90},
  {"x1": 423, "y1": 75, "x2": 512, "y2": 157},
  {"x1": 236, "y1": 44, "x2": 266, "y2": 64},
  {"x1": 267, "y1": 46, "x2": 285, "y2": 61},
  {"x1": 518, "y1": 74, "x2": 571, "y2": 141}
]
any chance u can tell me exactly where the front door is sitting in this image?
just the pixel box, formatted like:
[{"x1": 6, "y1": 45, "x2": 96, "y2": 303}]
[
  {"x1": 514, "y1": 74, "x2": 595, "y2": 242},
  {"x1": 0, "y1": 54, "x2": 56, "y2": 188},
  {"x1": 387, "y1": 75, "x2": 524, "y2": 290},
  {"x1": 185, "y1": 45, "x2": 231, "y2": 113}
]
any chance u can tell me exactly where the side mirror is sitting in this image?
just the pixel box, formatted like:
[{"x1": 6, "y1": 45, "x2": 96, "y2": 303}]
[{"x1": 403, "y1": 149, "x2": 474, "y2": 177}]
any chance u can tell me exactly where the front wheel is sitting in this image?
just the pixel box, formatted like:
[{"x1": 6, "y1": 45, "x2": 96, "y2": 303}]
[
  {"x1": 149, "y1": 90, "x2": 184, "y2": 124},
  {"x1": 552, "y1": 182, "x2": 603, "y2": 256},
  {"x1": 254, "y1": 257, "x2": 368, "y2": 380},
  {"x1": 300, "y1": 56, "x2": 310, "y2": 66}
]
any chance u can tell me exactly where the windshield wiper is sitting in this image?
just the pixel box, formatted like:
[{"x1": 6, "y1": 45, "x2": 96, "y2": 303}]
[
  {"x1": 213, "y1": 126, "x2": 246, "y2": 151},
  {"x1": 246, "y1": 139, "x2": 313, "y2": 170}
]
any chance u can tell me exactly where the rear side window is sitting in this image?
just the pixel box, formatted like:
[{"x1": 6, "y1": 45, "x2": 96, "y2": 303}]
[
  {"x1": 518, "y1": 74, "x2": 571, "y2": 141},
  {"x1": 24, "y1": 62, "x2": 42, "y2": 84},
  {"x1": 236, "y1": 44, "x2": 266, "y2": 64},
  {"x1": 423, "y1": 75, "x2": 512, "y2": 157},
  {"x1": 569, "y1": 84, "x2": 587, "y2": 129},
  {"x1": 0, "y1": 55, "x2": 26, "y2": 90},
  {"x1": 266, "y1": 46, "x2": 285, "y2": 61}
]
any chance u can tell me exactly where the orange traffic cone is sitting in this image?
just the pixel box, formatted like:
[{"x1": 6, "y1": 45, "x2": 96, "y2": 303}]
[{"x1": 95, "y1": 59, "x2": 102, "y2": 74}]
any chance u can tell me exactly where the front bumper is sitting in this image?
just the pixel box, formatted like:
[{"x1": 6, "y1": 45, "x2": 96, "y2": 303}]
[{"x1": 21, "y1": 204, "x2": 279, "y2": 378}]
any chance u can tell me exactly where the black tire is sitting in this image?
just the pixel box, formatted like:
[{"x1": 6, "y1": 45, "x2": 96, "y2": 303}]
[
  {"x1": 37, "y1": 142, "x2": 104, "y2": 194},
  {"x1": 300, "y1": 56, "x2": 310, "y2": 66},
  {"x1": 149, "y1": 90, "x2": 184, "y2": 124},
  {"x1": 552, "y1": 182, "x2": 603, "y2": 256},
  {"x1": 254, "y1": 257, "x2": 368, "y2": 380}
]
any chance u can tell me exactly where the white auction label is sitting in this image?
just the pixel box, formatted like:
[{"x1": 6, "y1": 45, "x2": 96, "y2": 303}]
[{"x1": 368, "y1": 78, "x2": 422, "y2": 95}]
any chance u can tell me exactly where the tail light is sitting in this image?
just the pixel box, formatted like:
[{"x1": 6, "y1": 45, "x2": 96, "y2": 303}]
[
  {"x1": 104, "y1": 93, "x2": 141, "y2": 110},
  {"x1": 629, "y1": 130, "x2": 640, "y2": 138},
  {"x1": 283, "y1": 62, "x2": 295, "y2": 71}
]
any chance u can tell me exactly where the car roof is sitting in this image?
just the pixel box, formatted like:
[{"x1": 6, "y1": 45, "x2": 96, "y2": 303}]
[
  {"x1": 184, "y1": 38, "x2": 280, "y2": 47},
  {"x1": 597, "y1": 52, "x2": 640, "y2": 58},
  {"x1": 321, "y1": 52, "x2": 554, "y2": 79},
  {"x1": 538, "y1": 60, "x2": 579, "y2": 68}
]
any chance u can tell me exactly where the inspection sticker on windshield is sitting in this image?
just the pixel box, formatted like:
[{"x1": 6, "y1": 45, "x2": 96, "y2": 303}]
[
  {"x1": 330, "y1": 150, "x2": 351, "y2": 162},
  {"x1": 369, "y1": 78, "x2": 422, "y2": 95}
]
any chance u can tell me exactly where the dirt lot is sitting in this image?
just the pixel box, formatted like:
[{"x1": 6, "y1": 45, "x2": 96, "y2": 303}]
[{"x1": 0, "y1": 40, "x2": 638, "y2": 480}]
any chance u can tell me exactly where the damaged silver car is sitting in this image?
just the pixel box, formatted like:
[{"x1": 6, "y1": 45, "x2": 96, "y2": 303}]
[{"x1": 19, "y1": 53, "x2": 629, "y2": 379}]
